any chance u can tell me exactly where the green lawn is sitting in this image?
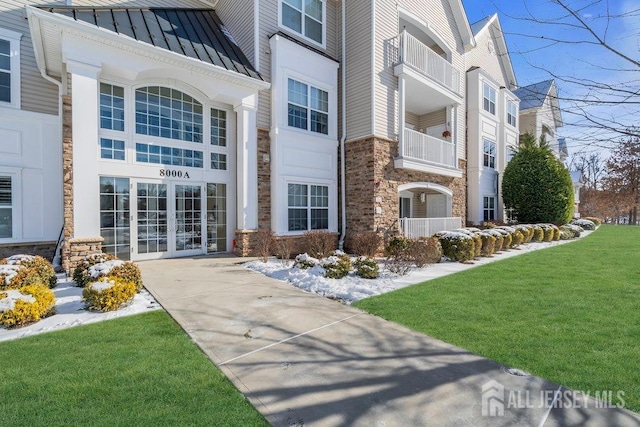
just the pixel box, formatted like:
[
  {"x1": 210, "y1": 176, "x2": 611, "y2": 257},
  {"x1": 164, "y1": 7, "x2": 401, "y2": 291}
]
[
  {"x1": 354, "y1": 225, "x2": 640, "y2": 412},
  {"x1": 0, "y1": 311, "x2": 267, "y2": 426}
]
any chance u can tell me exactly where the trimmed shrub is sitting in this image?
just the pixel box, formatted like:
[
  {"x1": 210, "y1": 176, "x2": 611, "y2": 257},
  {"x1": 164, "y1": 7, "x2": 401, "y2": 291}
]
[
  {"x1": 321, "y1": 251, "x2": 352, "y2": 279},
  {"x1": 348, "y1": 231, "x2": 382, "y2": 257},
  {"x1": 409, "y1": 237, "x2": 442, "y2": 267},
  {"x1": 559, "y1": 229, "x2": 574, "y2": 240},
  {"x1": 539, "y1": 224, "x2": 555, "y2": 242},
  {"x1": 0, "y1": 265, "x2": 24, "y2": 290},
  {"x1": 294, "y1": 253, "x2": 319, "y2": 269},
  {"x1": 109, "y1": 262, "x2": 143, "y2": 293},
  {"x1": 275, "y1": 238, "x2": 294, "y2": 264},
  {"x1": 511, "y1": 230, "x2": 525, "y2": 247},
  {"x1": 561, "y1": 224, "x2": 583, "y2": 238},
  {"x1": 0, "y1": 284, "x2": 56, "y2": 328},
  {"x1": 0, "y1": 255, "x2": 57, "y2": 289},
  {"x1": 581, "y1": 216, "x2": 602, "y2": 226},
  {"x1": 572, "y1": 219, "x2": 596, "y2": 231},
  {"x1": 438, "y1": 232, "x2": 476, "y2": 263},
  {"x1": 484, "y1": 229, "x2": 504, "y2": 251},
  {"x1": 72, "y1": 253, "x2": 116, "y2": 287},
  {"x1": 302, "y1": 230, "x2": 336, "y2": 259},
  {"x1": 514, "y1": 225, "x2": 534, "y2": 243},
  {"x1": 83, "y1": 278, "x2": 136, "y2": 312},
  {"x1": 353, "y1": 257, "x2": 379, "y2": 279},
  {"x1": 552, "y1": 225, "x2": 561, "y2": 241},
  {"x1": 531, "y1": 226, "x2": 544, "y2": 242},
  {"x1": 492, "y1": 229, "x2": 512, "y2": 250},
  {"x1": 476, "y1": 232, "x2": 497, "y2": 257}
]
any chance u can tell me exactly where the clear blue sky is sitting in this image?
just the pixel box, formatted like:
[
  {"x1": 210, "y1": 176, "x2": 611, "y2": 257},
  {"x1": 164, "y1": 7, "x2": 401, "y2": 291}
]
[{"x1": 461, "y1": 0, "x2": 639, "y2": 158}]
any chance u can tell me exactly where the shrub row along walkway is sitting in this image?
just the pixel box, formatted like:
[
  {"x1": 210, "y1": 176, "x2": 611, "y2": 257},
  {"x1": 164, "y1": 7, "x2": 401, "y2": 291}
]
[{"x1": 139, "y1": 255, "x2": 640, "y2": 427}]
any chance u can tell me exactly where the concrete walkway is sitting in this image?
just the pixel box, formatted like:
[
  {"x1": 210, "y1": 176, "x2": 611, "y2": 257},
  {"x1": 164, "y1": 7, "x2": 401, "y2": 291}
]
[{"x1": 139, "y1": 256, "x2": 640, "y2": 427}]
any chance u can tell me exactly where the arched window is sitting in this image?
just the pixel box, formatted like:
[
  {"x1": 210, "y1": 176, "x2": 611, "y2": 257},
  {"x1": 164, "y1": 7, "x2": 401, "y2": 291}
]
[{"x1": 135, "y1": 86, "x2": 203, "y2": 143}]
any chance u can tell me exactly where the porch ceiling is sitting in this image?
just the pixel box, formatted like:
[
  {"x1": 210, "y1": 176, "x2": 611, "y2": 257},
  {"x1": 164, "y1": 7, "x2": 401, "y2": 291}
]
[{"x1": 403, "y1": 71, "x2": 462, "y2": 114}]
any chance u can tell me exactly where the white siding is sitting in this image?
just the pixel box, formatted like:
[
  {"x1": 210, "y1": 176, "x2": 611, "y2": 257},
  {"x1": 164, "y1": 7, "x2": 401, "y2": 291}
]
[
  {"x1": 344, "y1": 0, "x2": 372, "y2": 140},
  {"x1": 373, "y1": 0, "x2": 467, "y2": 159},
  {"x1": 465, "y1": 25, "x2": 509, "y2": 88}
]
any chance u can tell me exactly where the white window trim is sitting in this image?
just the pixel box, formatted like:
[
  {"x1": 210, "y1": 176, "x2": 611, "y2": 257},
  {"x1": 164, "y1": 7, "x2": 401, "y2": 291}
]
[
  {"x1": 282, "y1": 71, "x2": 335, "y2": 140},
  {"x1": 286, "y1": 181, "x2": 330, "y2": 233},
  {"x1": 282, "y1": 177, "x2": 335, "y2": 235},
  {"x1": 506, "y1": 99, "x2": 517, "y2": 128},
  {"x1": 0, "y1": 28, "x2": 22, "y2": 109},
  {"x1": 483, "y1": 139, "x2": 496, "y2": 169},
  {"x1": 0, "y1": 167, "x2": 22, "y2": 242},
  {"x1": 278, "y1": 0, "x2": 327, "y2": 49},
  {"x1": 482, "y1": 82, "x2": 496, "y2": 116},
  {"x1": 483, "y1": 195, "x2": 496, "y2": 222}
]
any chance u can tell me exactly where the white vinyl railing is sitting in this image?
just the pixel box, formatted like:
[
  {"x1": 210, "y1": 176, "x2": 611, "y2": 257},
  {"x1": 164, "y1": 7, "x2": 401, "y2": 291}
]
[
  {"x1": 399, "y1": 217, "x2": 462, "y2": 239},
  {"x1": 399, "y1": 30, "x2": 461, "y2": 95},
  {"x1": 403, "y1": 128, "x2": 456, "y2": 167}
]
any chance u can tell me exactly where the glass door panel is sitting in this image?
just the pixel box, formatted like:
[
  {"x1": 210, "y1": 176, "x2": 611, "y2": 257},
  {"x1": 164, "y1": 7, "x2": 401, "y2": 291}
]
[
  {"x1": 174, "y1": 184, "x2": 202, "y2": 252},
  {"x1": 137, "y1": 183, "x2": 168, "y2": 255}
]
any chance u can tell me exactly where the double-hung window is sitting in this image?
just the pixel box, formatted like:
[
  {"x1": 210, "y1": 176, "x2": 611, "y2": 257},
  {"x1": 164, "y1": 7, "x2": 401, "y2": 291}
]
[
  {"x1": 0, "y1": 29, "x2": 21, "y2": 107},
  {"x1": 281, "y1": 0, "x2": 324, "y2": 45},
  {"x1": 288, "y1": 183, "x2": 329, "y2": 232},
  {"x1": 483, "y1": 83, "x2": 496, "y2": 115},
  {"x1": 99, "y1": 83, "x2": 126, "y2": 161},
  {"x1": 507, "y1": 100, "x2": 517, "y2": 127},
  {"x1": 288, "y1": 78, "x2": 328, "y2": 135},
  {"x1": 483, "y1": 139, "x2": 496, "y2": 169},
  {"x1": 483, "y1": 196, "x2": 496, "y2": 222},
  {"x1": 0, "y1": 176, "x2": 12, "y2": 238}
]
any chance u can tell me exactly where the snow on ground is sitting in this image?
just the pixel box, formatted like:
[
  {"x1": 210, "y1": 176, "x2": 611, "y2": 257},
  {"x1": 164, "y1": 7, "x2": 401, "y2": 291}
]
[
  {"x1": 0, "y1": 275, "x2": 160, "y2": 342},
  {"x1": 246, "y1": 230, "x2": 593, "y2": 304}
]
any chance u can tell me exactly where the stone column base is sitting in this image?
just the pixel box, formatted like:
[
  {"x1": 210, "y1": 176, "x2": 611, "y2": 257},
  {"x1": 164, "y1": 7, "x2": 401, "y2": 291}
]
[
  {"x1": 234, "y1": 230, "x2": 258, "y2": 257},
  {"x1": 63, "y1": 237, "x2": 103, "y2": 273}
]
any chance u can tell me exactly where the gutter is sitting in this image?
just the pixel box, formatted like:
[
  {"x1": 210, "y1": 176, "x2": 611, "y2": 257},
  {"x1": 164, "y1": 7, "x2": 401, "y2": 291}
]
[{"x1": 338, "y1": 0, "x2": 347, "y2": 250}]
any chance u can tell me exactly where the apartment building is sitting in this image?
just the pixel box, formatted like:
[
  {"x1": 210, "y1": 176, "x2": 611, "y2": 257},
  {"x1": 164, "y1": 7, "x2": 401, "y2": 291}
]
[
  {"x1": 0, "y1": 0, "x2": 486, "y2": 268},
  {"x1": 465, "y1": 14, "x2": 519, "y2": 224}
]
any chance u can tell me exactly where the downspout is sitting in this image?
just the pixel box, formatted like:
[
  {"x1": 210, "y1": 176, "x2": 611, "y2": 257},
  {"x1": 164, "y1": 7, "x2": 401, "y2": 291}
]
[{"x1": 338, "y1": 0, "x2": 347, "y2": 250}]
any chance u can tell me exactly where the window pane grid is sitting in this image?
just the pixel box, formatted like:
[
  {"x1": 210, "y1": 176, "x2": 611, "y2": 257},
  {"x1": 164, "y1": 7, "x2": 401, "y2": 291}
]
[
  {"x1": 175, "y1": 185, "x2": 202, "y2": 251},
  {"x1": 100, "y1": 176, "x2": 130, "y2": 260},
  {"x1": 0, "y1": 39, "x2": 10, "y2": 103},
  {"x1": 483, "y1": 83, "x2": 496, "y2": 115},
  {"x1": 282, "y1": 0, "x2": 323, "y2": 44},
  {"x1": 210, "y1": 108, "x2": 227, "y2": 146},
  {"x1": 100, "y1": 138, "x2": 126, "y2": 160},
  {"x1": 483, "y1": 196, "x2": 496, "y2": 222},
  {"x1": 136, "y1": 143, "x2": 203, "y2": 168},
  {"x1": 288, "y1": 183, "x2": 329, "y2": 231},
  {"x1": 210, "y1": 153, "x2": 227, "y2": 170},
  {"x1": 100, "y1": 83, "x2": 125, "y2": 131},
  {"x1": 207, "y1": 183, "x2": 227, "y2": 253},
  {"x1": 483, "y1": 139, "x2": 496, "y2": 169},
  {"x1": 288, "y1": 79, "x2": 328, "y2": 134},
  {"x1": 135, "y1": 86, "x2": 203, "y2": 143},
  {"x1": 0, "y1": 176, "x2": 11, "y2": 238},
  {"x1": 137, "y1": 183, "x2": 168, "y2": 254}
]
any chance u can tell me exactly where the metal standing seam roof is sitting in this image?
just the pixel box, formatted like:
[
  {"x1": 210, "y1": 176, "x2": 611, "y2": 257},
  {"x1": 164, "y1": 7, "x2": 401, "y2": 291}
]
[
  {"x1": 513, "y1": 79, "x2": 555, "y2": 110},
  {"x1": 40, "y1": 7, "x2": 262, "y2": 81}
]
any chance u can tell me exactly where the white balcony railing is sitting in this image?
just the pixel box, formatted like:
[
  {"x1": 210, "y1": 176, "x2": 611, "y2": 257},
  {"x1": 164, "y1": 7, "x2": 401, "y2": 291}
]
[
  {"x1": 398, "y1": 30, "x2": 461, "y2": 95},
  {"x1": 399, "y1": 217, "x2": 462, "y2": 239},
  {"x1": 403, "y1": 128, "x2": 456, "y2": 167}
]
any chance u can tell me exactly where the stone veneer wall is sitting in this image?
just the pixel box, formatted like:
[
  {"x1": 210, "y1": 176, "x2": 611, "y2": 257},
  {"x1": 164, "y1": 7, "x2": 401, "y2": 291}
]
[
  {"x1": 344, "y1": 136, "x2": 466, "y2": 241},
  {"x1": 257, "y1": 128, "x2": 271, "y2": 230},
  {"x1": 60, "y1": 95, "x2": 104, "y2": 272},
  {"x1": 0, "y1": 242, "x2": 57, "y2": 261}
]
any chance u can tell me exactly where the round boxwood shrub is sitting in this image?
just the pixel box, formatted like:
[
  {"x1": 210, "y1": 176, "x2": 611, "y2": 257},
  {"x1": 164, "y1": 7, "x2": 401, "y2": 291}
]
[
  {"x1": 0, "y1": 284, "x2": 56, "y2": 328},
  {"x1": 484, "y1": 229, "x2": 504, "y2": 251},
  {"x1": 514, "y1": 225, "x2": 534, "y2": 243},
  {"x1": 539, "y1": 224, "x2": 555, "y2": 242},
  {"x1": 561, "y1": 224, "x2": 583, "y2": 238},
  {"x1": 559, "y1": 229, "x2": 574, "y2": 240},
  {"x1": 0, "y1": 255, "x2": 57, "y2": 289},
  {"x1": 572, "y1": 219, "x2": 596, "y2": 231},
  {"x1": 476, "y1": 232, "x2": 497, "y2": 257},
  {"x1": 409, "y1": 237, "x2": 442, "y2": 267},
  {"x1": 83, "y1": 277, "x2": 136, "y2": 312},
  {"x1": 531, "y1": 226, "x2": 544, "y2": 242},
  {"x1": 511, "y1": 229, "x2": 525, "y2": 247},
  {"x1": 353, "y1": 256, "x2": 379, "y2": 279},
  {"x1": 109, "y1": 262, "x2": 143, "y2": 292},
  {"x1": 491, "y1": 228, "x2": 512, "y2": 250},
  {"x1": 438, "y1": 232, "x2": 476, "y2": 263},
  {"x1": 0, "y1": 265, "x2": 22, "y2": 290},
  {"x1": 321, "y1": 253, "x2": 351, "y2": 279},
  {"x1": 581, "y1": 216, "x2": 601, "y2": 226},
  {"x1": 73, "y1": 253, "x2": 117, "y2": 287},
  {"x1": 294, "y1": 253, "x2": 319, "y2": 269}
]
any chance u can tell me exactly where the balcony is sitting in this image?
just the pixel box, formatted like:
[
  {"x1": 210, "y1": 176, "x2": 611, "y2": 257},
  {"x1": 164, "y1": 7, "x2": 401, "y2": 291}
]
[
  {"x1": 395, "y1": 128, "x2": 461, "y2": 177},
  {"x1": 395, "y1": 30, "x2": 462, "y2": 100},
  {"x1": 399, "y1": 217, "x2": 462, "y2": 239}
]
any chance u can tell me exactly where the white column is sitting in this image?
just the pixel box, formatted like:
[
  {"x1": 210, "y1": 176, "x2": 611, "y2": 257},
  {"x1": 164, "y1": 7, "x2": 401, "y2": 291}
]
[
  {"x1": 235, "y1": 100, "x2": 258, "y2": 230},
  {"x1": 451, "y1": 104, "x2": 458, "y2": 167},
  {"x1": 398, "y1": 74, "x2": 406, "y2": 158},
  {"x1": 67, "y1": 59, "x2": 102, "y2": 238}
]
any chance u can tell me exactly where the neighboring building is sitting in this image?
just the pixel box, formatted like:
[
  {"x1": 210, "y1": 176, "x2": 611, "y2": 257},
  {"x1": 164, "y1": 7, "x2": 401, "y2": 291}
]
[
  {"x1": 570, "y1": 170, "x2": 584, "y2": 218},
  {"x1": 513, "y1": 79, "x2": 565, "y2": 160},
  {"x1": 465, "y1": 14, "x2": 519, "y2": 225}
]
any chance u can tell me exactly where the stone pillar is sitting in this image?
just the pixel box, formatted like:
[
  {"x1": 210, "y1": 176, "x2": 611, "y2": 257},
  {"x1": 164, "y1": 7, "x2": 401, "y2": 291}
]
[
  {"x1": 67, "y1": 237, "x2": 103, "y2": 273},
  {"x1": 62, "y1": 95, "x2": 73, "y2": 273}
]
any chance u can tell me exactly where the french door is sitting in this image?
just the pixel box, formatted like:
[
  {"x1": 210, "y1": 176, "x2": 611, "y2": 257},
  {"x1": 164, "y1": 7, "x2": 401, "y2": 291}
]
[{"x1": 133, "y1": 181, "x2": 204, "y2": 260}]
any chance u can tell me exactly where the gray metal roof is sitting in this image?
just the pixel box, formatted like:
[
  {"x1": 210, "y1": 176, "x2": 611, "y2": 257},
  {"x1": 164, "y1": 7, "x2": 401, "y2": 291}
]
[
  {"x1": 470, "y1": 16, "x2": 492, "y2": 36},
  {"x1": 513, "y1": 80, "x2": 554, "y2": 110},
  {"x1": 41, "y1": 7, "x2": 262, "y2": 81}
]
